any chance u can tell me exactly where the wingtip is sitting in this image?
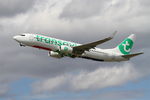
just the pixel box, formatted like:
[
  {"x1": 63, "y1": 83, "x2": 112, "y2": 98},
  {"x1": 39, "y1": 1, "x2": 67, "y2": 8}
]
[{"x1": 111, "y1": 30, "x2": 117, "y2": 38}]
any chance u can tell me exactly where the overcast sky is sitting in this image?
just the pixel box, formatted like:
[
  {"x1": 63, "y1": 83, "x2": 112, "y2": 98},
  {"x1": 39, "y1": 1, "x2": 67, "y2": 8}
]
[{"x1": 0, "y1": 0, "x2": 150, "y2": 100}]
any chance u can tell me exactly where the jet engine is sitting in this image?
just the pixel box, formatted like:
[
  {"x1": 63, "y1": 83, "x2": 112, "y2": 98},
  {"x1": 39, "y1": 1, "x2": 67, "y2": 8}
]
[{"x1": 48, "y1": 51, "x2": 63, "y2": 58}]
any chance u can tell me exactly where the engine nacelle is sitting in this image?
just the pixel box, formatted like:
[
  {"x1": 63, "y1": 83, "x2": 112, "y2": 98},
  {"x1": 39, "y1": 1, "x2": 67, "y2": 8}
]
[
  {"x1": 60, "y1": 45, "x2": 73, "y2": 54},
  {"x1": 48, "y1": 51, "x2": 62, "y2": 58}
]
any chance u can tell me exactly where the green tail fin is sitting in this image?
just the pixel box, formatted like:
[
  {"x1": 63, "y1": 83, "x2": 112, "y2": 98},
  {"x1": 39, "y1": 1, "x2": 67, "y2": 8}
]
[{"x1": 117, "y1": 34, "x2": 135, "y2": 55}]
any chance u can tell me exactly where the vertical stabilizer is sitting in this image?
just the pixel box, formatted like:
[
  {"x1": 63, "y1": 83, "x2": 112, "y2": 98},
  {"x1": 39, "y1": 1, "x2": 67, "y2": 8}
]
[{"x1": 113, "y1": 34, "x2": 136, "y2": 55}]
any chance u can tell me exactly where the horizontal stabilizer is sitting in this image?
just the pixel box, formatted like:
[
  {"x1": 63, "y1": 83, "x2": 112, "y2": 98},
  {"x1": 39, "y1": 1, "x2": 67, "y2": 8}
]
[{"x1": 122, "y1": 52, "x2": 144, "y2": 59}]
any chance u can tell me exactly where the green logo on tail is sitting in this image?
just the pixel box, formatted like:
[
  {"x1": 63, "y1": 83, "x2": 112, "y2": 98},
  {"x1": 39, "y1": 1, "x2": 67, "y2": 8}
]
[{"x1": 118, "y1": 38, "x2": 133, "y2": 55}]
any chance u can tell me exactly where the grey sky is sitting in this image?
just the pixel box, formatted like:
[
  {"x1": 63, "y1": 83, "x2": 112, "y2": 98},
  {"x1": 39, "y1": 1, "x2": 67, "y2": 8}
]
[{"x1": 0, "y1": 0, "x2": 36, "y2": 17}]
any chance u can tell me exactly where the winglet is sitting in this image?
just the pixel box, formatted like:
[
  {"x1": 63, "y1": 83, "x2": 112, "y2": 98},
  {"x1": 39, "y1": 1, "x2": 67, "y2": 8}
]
[{"x1": 112, "y1": 31, "x2": 117, "y2": 38}]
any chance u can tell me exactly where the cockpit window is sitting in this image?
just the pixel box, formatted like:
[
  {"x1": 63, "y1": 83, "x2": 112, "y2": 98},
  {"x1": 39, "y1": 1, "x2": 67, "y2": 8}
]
[{"x1": 20, "y1": 34, "x2": 25, "y2": 36}]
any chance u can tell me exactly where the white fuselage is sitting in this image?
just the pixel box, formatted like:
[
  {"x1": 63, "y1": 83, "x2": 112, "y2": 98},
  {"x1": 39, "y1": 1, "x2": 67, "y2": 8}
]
[{"x1": 13, "y1": 33, "x2": 128, "y2": 62}]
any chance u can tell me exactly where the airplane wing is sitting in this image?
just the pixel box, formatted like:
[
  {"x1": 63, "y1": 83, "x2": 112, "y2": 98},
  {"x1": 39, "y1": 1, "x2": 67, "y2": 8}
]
[{"x1": 73, "y1": 31, "x2": 117, "y2": 55}]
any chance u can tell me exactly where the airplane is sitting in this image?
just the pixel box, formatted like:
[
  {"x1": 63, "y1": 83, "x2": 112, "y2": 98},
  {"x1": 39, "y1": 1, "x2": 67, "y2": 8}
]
[{"x1": 13, "y1": 32, "x2": 143, "y2": 62}]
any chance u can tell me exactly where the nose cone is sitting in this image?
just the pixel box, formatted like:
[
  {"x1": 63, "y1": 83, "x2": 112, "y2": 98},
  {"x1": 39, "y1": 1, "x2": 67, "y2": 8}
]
[
  {"x1": 13, "y1": 36, "x2": 19, "y2": 42},
  {"x1": 13, "y1": 35, "x2": 22, "y2": 43},
  {"x1": 13, "y1": 36, "x2": 17, "y2": 40},
  {"x1": 13, "y1": 35, "x2": 28, "y2": 44}
]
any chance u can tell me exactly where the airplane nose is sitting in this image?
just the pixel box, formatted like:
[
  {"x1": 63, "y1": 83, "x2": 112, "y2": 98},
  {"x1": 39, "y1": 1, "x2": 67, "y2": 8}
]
[
  {"x1": 13, "y1": 36, "x2": 16, "y2": 40},
  {"x1": 13, "y1": 36, "x2": 20, "y2": 42},
  {"x1": 13, "y1": 36, "x2": 18, "y2": 40}
]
